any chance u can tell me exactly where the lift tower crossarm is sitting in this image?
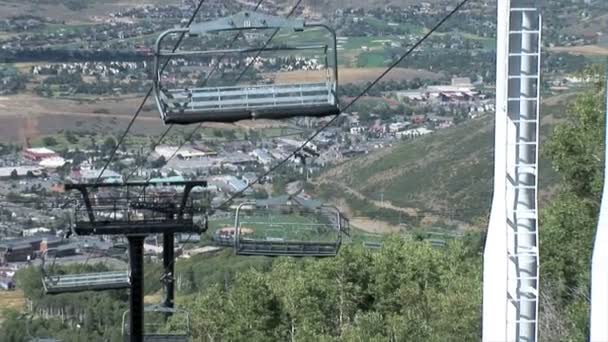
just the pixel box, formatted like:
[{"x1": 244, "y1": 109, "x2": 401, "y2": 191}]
[
  {"x1": 62, "y1": 180, "x2": 207, "y2": 342},
  {"x1": 64, "y1": 181, "x2": 207, "y2": 236}
]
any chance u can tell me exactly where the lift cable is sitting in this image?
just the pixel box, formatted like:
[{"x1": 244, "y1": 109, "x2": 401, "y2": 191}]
[
  {"x1": 94, "y1": 0, "x2": 208, "y2": 184},
  {"x1": 212, "y1": 0, "x2": 474, "y2": 211},
  {"x1": 124, "y1": 0, "x2": 268, "y2": 182},
  {"x1": 125, "y1": 0, "x2": 304, "y2": 183}
]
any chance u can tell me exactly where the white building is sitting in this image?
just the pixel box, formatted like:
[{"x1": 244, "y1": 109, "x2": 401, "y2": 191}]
[
  {"x1": 39, "y1": 156, "x2": 66, "y2": 169},
  {"x1": 250, "y1": 149, "x2": 273, "y2": 165},
  {"x1": 155, "y1": 145, "x2": 215, "y2": 160}
]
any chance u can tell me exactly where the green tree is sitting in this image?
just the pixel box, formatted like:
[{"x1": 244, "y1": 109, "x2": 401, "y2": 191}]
[
  {"x1": 103, "y1": 137, "x2": 117, "y2": 152},
  {"x1": 64, "y1": 131, "x2": 79, "y2": 144},
  {"x1": 42, "y1": 136, "x2": 58, "y2": 147},
  {"x1": 185, "y1": 239, "x2": 481, "y2": 341},
  {"x1": 540, "y1": 66, "x2": 605, "y2": 340},
  {"x1": 150, "y1": 156, "x2": 167, "y2": 169}
]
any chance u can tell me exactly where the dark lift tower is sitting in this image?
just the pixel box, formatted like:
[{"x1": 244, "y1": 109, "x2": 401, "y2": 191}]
[{"x1": 65, "y1": 181, "x2": 206, "y2": 342}]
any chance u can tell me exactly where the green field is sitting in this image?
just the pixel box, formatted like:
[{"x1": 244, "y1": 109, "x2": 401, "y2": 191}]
[
  {"x1": 209, "y1": 212, "x2": 339, "y2": 243},
  {"x1": 364, "y1": 17, "x2": 424, "y2": 35},
  {"x1": 356, "y1": 51, "x2": 387, "y2": 67}
]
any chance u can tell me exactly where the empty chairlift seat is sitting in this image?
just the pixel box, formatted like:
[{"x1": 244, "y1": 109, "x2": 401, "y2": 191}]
[
  {"x1": 122, "y1": 305, "x2": 191, "y2": 342},
  {"x1": 237, "y1": 239, "x2": 340, "y2": 257},
  {"x1": 230, "y1": 198, "x2": 348, "y2": 257},
  {"x1": 153, "y1": 11, "x2": 340, "y2": 125},
  {"x1": 43, "y1": 271, "x2": 130, "y2": 294}
]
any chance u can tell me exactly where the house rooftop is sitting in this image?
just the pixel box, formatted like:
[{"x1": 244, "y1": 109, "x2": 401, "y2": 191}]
[{"x1": 25, "y1": 147, "x2": 56, "y2": 155}]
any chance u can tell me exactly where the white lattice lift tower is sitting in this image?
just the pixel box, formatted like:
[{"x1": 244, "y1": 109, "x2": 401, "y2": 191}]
[
  {"x1": 483, "y1": 1, "x2": 542, "y2": 341},
  {"x1": 590, "y1": 65, "x2": 608, "y2": 342}
]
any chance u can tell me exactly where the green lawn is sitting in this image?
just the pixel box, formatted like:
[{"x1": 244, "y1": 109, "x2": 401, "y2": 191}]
[
  {"x1": 209, "y1": 212, "x2": 339, "y2": 243},
  {"x1": 364, "y1": 17, "x2": 424, "y2": 35},
  {"x1": 356, "y1": 51, "x2": 387, "y2": 67},
  {"x1": 341, "y1": 36, "x2": 387, "y2": 50},
  {"x1": 274, "y1": 27, "x2": 330, "y2": 46},
  {"x1": 41, "y1": 23, "x2": 96, "y2": 34},
  {"x1": 460, "y1": 32, "x2": 495, "y2": 50}
]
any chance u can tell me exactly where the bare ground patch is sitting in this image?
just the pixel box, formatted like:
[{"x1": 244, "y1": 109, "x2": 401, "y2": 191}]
[
  {"x1": 0, "y1": 0, "x2": 178, "y2": 22},
  {"x1": 0, "y1": 290, "x2": 25, "y2": 323},
  {"x1": 549, "y1": 45, "x2": 608, "y2": 56},
  {"x1": 0, "y1": 93, "x2": 252, "y2": 142},
  {"x1": 271, "y1": 67, "x2": 441, "y2": 85}
]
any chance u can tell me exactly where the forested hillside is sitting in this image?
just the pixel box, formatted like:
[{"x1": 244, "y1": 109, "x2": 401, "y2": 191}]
[
  {"x1": 538, "y1": 67, "x2": 606, "y2": 341},
  {"x1": 182, "y1": 237, "x2": 483, "y2": 341}
]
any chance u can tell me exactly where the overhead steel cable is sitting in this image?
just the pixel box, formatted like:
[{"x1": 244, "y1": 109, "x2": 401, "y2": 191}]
[
  {"x1": 212, "y1": 0, "x2": 474, "y2": 211},
  {"x1": 94, "y1": 0, "x2": 208, "y2": 184},
  {"x1": 123, "y1": 0, "x2": 267, "y2": 182}
]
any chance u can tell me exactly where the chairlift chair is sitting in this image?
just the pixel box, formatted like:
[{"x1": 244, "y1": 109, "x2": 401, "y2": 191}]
[
  {"x1": 231, "y1": 200, "x2": 348, "y2": 257},
  {"x1": 41, "y1": 249, "x2": 131, "y2": 295},
  {"x1": 154, "y1": 11, "x2": 340, "y2": 125},
  {"x1": 359, "y1": 232, "x2": 384, "y2": 250},
  {"x1": 122, "y1": 305, "x2": 191, "y2": 342}
]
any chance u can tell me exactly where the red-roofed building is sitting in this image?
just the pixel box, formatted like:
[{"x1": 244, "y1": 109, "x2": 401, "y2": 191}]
[{"x1": 23, "y1": 147, "x2": 58, "y2": 161}]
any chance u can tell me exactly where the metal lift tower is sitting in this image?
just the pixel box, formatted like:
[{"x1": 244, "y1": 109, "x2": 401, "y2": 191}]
[
  {"x1": 64, "y1": 181, "x2": 206, "y2": 342},
  {"x1": 590, "y1": 65, "x2": 608, "y2": 342},
  {"x1": 483, "y1": 1, "x2": 542, "y2": 341}
]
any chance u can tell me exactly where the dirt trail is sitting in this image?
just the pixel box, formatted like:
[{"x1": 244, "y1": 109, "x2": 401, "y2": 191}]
[
  {"x1": 332, "y1": 198, "x2": 401, "y2": 234},
  {"x1": 321, "y1": 180, "x2": 418, "y2": 216},
  {"x1": 316, "y1": 179, "x2": 477, "y2": 232}
]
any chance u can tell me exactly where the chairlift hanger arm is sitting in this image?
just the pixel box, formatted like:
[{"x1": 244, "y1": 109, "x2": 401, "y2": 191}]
[
  {"x1": 64, "y1": 185, "x2": 96, "y2": 223},
  {"x1": 189, "y1": 11, "x2": 305, "y2": 34}
]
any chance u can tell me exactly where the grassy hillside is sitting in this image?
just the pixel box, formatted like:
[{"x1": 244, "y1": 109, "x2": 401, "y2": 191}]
[
  {"x1": 0, "y1": 0, "x2": 171, "y2": 21},
  {"x1": 317, "y1": 104, "x2": 565, "y2": 229}
]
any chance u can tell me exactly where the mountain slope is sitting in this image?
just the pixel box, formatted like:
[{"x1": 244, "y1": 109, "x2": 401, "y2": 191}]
[{"x1": 316, "y1": 108, "x2": 562, "y2": 229}]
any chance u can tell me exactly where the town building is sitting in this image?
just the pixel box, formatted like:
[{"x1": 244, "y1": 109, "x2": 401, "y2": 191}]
[
  {"x1": 0, "y1": 166, "x2": 45, "y2": 179},
  {"x1": 71, "y1": 168, "x2": 123, "y2": 183},
  {"x1": 23, "y1": 147, "x2": 58, "y2": 161},
  {"x1": 0, "y1": 235, "x2": 63, "y2": 263},
  {"x1": 155, "y1": 144, "x2": 216, "y2": 160}
]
